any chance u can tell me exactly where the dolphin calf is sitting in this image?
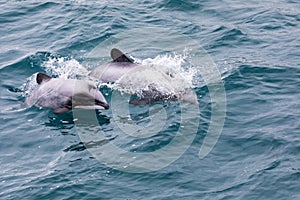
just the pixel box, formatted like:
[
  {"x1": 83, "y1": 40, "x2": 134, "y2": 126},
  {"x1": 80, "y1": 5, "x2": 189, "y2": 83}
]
[{"x1": 25, "y1": 73, "x2": 109, "y2": 113}]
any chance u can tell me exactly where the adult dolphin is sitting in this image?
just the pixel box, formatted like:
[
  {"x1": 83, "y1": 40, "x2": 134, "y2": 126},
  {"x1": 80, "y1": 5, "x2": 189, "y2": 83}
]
[
  {"x1": 89, "y1": 48, "x2": 198, "y2": 105},
  {"x1": 25, "y1": 73, "x2": 109, "y2": 113}
]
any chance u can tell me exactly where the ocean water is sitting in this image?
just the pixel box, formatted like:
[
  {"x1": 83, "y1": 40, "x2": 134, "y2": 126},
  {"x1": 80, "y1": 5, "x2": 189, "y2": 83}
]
[{"x1": 1, "y1": 0, "x2": 300, "y2": 199}]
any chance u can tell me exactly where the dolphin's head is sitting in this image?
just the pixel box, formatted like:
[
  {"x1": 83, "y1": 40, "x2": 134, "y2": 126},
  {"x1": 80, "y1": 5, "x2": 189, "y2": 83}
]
[
  {"x1": 70, "y1": 81, "x2": 109, "y2": 110},
  {"x1": 27, "y1": 73, "x2": 109, "y2": 114}
]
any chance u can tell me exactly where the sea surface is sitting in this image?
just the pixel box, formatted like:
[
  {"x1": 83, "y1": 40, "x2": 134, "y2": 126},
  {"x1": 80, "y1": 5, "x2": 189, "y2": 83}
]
[{"x1": 1, "y1": 0, "x2": 300, "y2": 199}]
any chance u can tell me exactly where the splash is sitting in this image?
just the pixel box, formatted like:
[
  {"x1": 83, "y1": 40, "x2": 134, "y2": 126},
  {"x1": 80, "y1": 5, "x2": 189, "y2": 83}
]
[
  {"x1": 42, "y1": 57, "x2": 89, "y2": 79},
  {"x1": 19, "y1": 73, "x2": 39, "y2": 98}
]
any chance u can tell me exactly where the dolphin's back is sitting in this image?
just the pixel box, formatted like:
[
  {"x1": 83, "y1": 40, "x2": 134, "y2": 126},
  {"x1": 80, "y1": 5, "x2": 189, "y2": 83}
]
[
  {"x1": 89, "y1": 62, "x2": 139, "y2": 83},
  {"x1": 89, "y1": 48, "x2": 139, "y2": 83}
]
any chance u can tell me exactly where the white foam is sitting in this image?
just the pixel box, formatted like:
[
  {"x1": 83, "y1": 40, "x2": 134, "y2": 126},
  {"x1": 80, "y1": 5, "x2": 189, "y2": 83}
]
[
  {"x1": 42, "y1": 57, "x2": 89, "y2": 79},
  {"x1": 20, "y1": 73, "x2": 39, "y2": 98}
]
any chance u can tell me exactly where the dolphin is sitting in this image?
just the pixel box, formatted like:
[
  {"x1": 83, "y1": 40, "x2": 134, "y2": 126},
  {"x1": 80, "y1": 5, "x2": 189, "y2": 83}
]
[
  {"x1": 25, "y1": 73, "x2": 109, "y2": 113},
  {"x1": 89, "y1": 48, "x2": 198, "y2": 105}
]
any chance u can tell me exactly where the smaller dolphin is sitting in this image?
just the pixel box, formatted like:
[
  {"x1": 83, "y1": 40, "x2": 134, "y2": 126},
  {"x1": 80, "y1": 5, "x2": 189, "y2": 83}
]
[{"x1": 25, "y1": 73, "x2": 109, "y2": 113}]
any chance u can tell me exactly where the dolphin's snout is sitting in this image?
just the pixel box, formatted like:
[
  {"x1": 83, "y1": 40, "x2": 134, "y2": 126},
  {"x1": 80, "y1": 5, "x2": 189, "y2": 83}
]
[{"x1": 95, "y1": 99, "x2": 109, "y2": 110}]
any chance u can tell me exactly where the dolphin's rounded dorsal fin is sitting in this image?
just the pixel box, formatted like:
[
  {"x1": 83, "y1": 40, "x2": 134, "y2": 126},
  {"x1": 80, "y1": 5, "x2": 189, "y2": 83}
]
[
  {"x1": 36, "y1": 72, "x2": 52, "y2": 85},
  {"x1": 110, "y1": 48, "x2": 133, "y2": 63}
]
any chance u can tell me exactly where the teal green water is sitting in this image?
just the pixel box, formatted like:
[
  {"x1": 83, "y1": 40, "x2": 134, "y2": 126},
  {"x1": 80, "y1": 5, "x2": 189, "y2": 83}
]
[{"x1": 1, "y1": 0, "x2": 300, "y2": 199}]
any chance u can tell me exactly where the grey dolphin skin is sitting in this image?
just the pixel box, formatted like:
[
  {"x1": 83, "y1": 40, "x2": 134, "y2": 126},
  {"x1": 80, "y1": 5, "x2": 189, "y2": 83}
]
[
  {"x1": 89, "y1": 48, "x2": 139, "y2": 83},
  {"x1": 25, "y1": 73, "x2": 109, "y2": 113}
]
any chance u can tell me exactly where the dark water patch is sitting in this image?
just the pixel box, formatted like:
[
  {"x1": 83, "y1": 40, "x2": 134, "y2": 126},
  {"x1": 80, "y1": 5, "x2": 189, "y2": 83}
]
[
  {"x1": 161, "y1": 0, "x2": 202, "y2": 11},
  {"x1": 64, "y1": 136, "x2": 117, "y2": 152},
  {"x1": 25, "y1": 1, "x2": 60, "y2": 14}
]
